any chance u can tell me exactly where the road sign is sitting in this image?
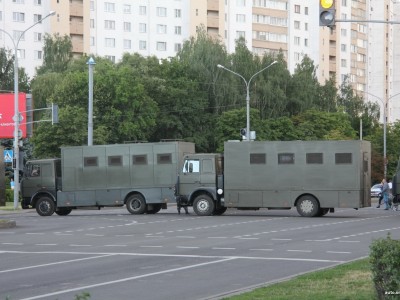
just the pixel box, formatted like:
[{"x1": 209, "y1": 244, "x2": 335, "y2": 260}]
[{"x1": 4, "y1": 150, "x2": 13, "y2": 163}]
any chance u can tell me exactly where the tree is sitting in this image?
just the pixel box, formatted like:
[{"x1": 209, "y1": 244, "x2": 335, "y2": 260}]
[
  {"x1": 0, "y1": 48, "x2": 30, "y2": 92},
  {"x1": 36, "y1": 33, "x2": 73, "y2": 75}
]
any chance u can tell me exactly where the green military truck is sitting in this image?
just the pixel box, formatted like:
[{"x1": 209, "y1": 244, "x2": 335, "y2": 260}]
[
  {"x1": 176, "y1": 140, "x2": 371, "y2": 217},
  {"x1": 21, "y1": 141, "x2": 195, "y2": 216}
]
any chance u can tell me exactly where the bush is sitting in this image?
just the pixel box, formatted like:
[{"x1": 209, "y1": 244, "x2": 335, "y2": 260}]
[
  {"x1": 370, "y1": 233, "x2": 400, "y2": 299},
  {"x1": 5, "y1": 189, "x2": 13, "y2": 202}
]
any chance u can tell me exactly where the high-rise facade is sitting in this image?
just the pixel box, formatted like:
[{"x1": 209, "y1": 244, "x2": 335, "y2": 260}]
[{"x1": 1, "y1": 0, "x2": 399, "y2": 122}]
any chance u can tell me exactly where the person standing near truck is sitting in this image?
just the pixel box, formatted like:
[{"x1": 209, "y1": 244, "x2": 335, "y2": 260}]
[{"x1": 381, "y1": 179, "x2": 390, "y2": 210}]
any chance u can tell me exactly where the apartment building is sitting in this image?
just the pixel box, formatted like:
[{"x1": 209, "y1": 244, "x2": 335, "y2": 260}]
[{"x1": 1, "y1": 0, "x2": 400, "y2": 122}]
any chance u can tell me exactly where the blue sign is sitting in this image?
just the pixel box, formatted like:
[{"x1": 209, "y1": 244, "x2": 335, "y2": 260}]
[{"x1": 4, "y1": 150, "x2": 13, "y2": 163}]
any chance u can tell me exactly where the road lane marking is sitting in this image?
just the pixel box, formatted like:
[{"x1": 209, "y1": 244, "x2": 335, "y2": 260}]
[
  {"x1": 69, "y1": 244, "x2": 92, "y2": 247},
  {"x1": 139, "y1": 246, "x2": 163, "y2": 248},
  {"x1": 2, "y1": 242, "x2": 23, "y2": 245},
  {"x1": 327, "y1": 251, "x2": 351, "y2": 254},
  {"x1": 18, "y1": 257, "x2": 236, "y2": 300},
  {"x1": 212, "y1": 247, "x2": 236, "y2": 250},
  {"x1": 271, "y1": 238, "x2": 292, "y2": 241},
  {"x1": 176, "y1": 236, "x2": 196, "y2": 239},
  {"x1": 25, "y1": 233, "x2": 44, "y2": 235},
  {"x1": 287, "y1": 250, "x2": 312, "y2": 253},
  {"x1": 35, "y1": 244, "x2": 57, "y2": 246},
  {"x1": 176, "y1": 246, "x2": 200, "y2": 249},
  {"x1": 104, "y1": 245, "x2": 127, "y2": 247},
  {"x1": 0, "y1": 254, "x2": 114, "y2": 274},
  {"x1": 249, "y1": 249, "x2": 274, "y2": 251}
]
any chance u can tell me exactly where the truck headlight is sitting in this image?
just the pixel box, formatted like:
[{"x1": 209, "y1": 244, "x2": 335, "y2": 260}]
[{"x1": 217, "y1": 188, "x2": 223, "y2": 195}]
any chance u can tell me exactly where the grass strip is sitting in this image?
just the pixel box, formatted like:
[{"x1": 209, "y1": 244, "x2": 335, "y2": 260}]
[{"x1": 224, "y1": 258, "x2": 376, "y2": 300}]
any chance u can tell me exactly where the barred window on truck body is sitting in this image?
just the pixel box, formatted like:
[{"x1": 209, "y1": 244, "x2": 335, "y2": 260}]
[
  {"x1": 278, "y1": 153, "x2": 294, "y2": 164},
  {"x1": 157, "y1": 153, "x2": 172, "y2": 164},
  {"x1": 250, "y1": 153, "x2": 266, "y2": 164},
  {"x1": 335, "y1": 153, "x2": 352, "y2": 164},
  {"x1": 84, "y1": 157, "x2": 98, "y2": 167},
  {"x1": 108, "y1": 155, "x2": 122, "y2": 166},
  {"x1": 306, "y1": 153, "x2": 323, "y2": 164},
  {"x1": 133, "y1": 154, "x2": 147, "y2": 165}
]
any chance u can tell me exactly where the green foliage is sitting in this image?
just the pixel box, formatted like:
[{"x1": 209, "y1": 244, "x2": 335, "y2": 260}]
[
  {"x1": 369, "y1": 234, "x2": 400, "y2": 299},
  {"x1": 0, "y1": 48, "x2": 30, "y2": 92},
  {"x1": 74, "y1": 292, "x2": 91, "y2": 300}
]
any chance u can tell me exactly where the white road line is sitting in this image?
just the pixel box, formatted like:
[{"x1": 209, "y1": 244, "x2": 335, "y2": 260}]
[
  {"x1": 104, "y1": 245, "x2": 127, "y2": 247},
  {"x1": 176, "y1": 236, "x2": 196, "y2": 239},
  {"x1": 212, "y1": 247, "x2": 236, "y2": 250},
  {"x1": 35, "y1": 244, "x2": 57, "y2": 246},
  {"x1": 2, "y1": 242, "x2": 23, "y2": 245},
  {"x1": 271, "y1": 238, "x2": 292, "y2": 241},
  {"x1": 54, "y1": 233, "x2": 73, "y2": 236},
  {"x1": 25, "y1": 233, "x2": 44, "y2": 235},
  {"x1": 145, "y1": 236, "x2": 165, "y2": 238},
  {"x1": 139, "y1": 246, "x2": 163, "y2": 248},
  {"x1": 0, "y1": 254, "x2": 114, "y2": 274},
  {"x1": 236, "y1": 237, "x2": 259, "y2": 240},
  {"x1": 85, "y1": 234, "x2": 104, "y2": 237},
  {"x1": 18, "y1": 258, "x2": 235, "y2": 300},
  {"x1": 115, "y1": 234, "x2": 134, "y2": 237},
  {"x1": 327, "y1": 251, "x2": 351, "y2": 254},
  {"x1": 69, "y1": 244, "x2": 92, "y2": 247},
  {"x1": 208, "y1": 237, "x2": 228, "y2": 239},
  {"x1": 249, "y1": 249, "x2": 274, "y2": 251},
  {"x1": 338, "y1": 240, "x2": 360, "y2": 243},
  {"x1": 287, "y1": 250, "x2": 312, "y2": 253},
  {"x1": 176, "y1": 246, "x2": 200, "y2": 249}
]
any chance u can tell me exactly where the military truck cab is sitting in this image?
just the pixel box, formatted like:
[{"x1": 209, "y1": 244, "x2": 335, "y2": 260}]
[
  {"x1": 177, "y1": 153, "x2": 226, "y2": 215},
  {"x1": 21, "y1": 158, "x2": 63, "y2": 214}
]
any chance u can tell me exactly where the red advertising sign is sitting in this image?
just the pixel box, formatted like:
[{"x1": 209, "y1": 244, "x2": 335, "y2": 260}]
[{"x1": 0, "y1": 93, "x2": 27, "y2": 138}]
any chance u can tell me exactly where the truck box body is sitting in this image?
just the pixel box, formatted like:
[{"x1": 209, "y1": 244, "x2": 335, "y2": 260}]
[
  {"x1": 223, "y1": 140, "x2": 371, "y2": 209},
  {"x1": 21, "y1": 141, "x2": 195, "y2": 215},
  {"x1": 177, "y1": 140, "x2": 371, "y2": 217}
]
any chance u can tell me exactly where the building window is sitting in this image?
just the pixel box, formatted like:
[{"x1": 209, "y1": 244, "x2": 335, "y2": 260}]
[
  {"x1": 105, "y1": 55, "x2": 115, "y2": 63},
  {"x1": 294, "y1": 36, "x2": 300, "y2": 45},
  {"x1": 139, "y1": 23, "x2": 147, "y2": 33},
  {"x1": 236, "y1": 31, "x2": 245, "y2": 39},
  {"x1": 139, "y1": 40, "x2": 147, "y2": 50},
  {"x1": 13, "y1": 0, "x2": 25, "y2": 3},
  {"x1": 157, "y1": 42, "x2": 166, "y2": 51},
  {"x1": 175, "y1": 26, "x2": 181, "y2": 35},
  {"x1": 304, "y1": 7, "x2": 308, "y2": 15},
  {"x1": 304, "y1": 38, "x2": 308, "y2": 47},
  {"x1": 90, "y1": 36, "x2": 95, "y2": 46},
  {"x1": 236, "y1": 0, "x2": 246, "y2": 6},
  {"x1": 13, "y1": 12, "x2": 25, "y2": 22},
  {"x1": 341, "y1": 59, "x2": 347, "y2": 67},
  {"x1": 157, "y1": 24, "x2": 167, "y2": 34},
  {"x1": 341, "y1": 28, "x2": 347, "y2": 36},
  {"x1": 34, "y1": 14, "x2": 42, "y2": 22},
  {"x1": 13, "y1": 30, "x2": 24, "y2": 41},
  {"x1": 124, "y1": 22, "x2": 131, "y2": 32},
  {"x1": 175, "y1": 9, "x2": 181, "y2": 18},
  {"x1": 104, "y1": 2, "x2": 115, "y2": 13},
  {"x1": 236, "y1": 14, "x2": 246, "y2": 22},
  {"x1": 34, "y1": 0, "x2": 41, "y2": 5},
  {"x1": 90, "y1": 19, "x2": 95, "y2": 28},
  {"x1": 294, "y1": 5, "x2": 300, "y2": 13},
  {"x1": 341, "y1": 44, "x2": 347, "y2": 52},
  {"x1": 90, "y1": 1, "x2": 95, "y2": 11},
  {"x1": 34, "y1": 32, "x2": 42, "y2": 42},
  {"x1": 17, "y1": 49, "x2": 25, "y2": 59},
  {"x1": 294, "y1": 21, "x2": 300, "y2": 29},
  {"x1": 174, "y1": 43, "x2": 182, "y2": 52},
  {"x1": 123, "y1": 4, "x2": 131, "y2": 13},
  {"x1": 0, "y1": 11, "x2": 2, "y2": 22},
  {"x1": 105, "y1": 38, "x2": 115, "y2": 47},
  {"x1": 139, "y1": 6, "x2": 146, "y2": 15},
  {"x1": 123, "y1": 39, "x2": 131, "y2": 49},
  {"x1": 104, "y1": 20, "x2": 115, "y2": 30},
  {"x1": 157, "y1": 7, "x2": 167, "y2": 17},
  {"x1": 305, "y1": 23, "x2": 308, "y2": 31}
]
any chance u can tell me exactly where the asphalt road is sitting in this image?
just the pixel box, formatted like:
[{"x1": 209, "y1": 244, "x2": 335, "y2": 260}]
[{"x1": 1, "y1": 202, "x2": 399, "y2": 300}]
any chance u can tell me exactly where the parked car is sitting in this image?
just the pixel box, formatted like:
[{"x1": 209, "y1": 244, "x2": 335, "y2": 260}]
[{"x1": 371, "y1": 184, "x2": 382, "y2": 198}]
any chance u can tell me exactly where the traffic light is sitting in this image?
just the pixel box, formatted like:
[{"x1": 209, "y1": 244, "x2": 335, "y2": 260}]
[
  {"x1": 319, "y1": 0, "x2": 335, "y2": 27},
  {"x1": 240, "y1": 128, "x2": 246, "y2": 137}
]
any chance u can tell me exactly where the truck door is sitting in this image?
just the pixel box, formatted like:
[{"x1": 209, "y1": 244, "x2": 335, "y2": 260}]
[{"x1": 178, "y1": 157, "x2": 216, "y2": 197}]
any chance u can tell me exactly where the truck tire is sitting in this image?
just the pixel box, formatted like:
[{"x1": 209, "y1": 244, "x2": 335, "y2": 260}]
[
  {"x1": 296, "y1": 195, "x2": 319, "y2": 217},
  {"x1": 36, "y1": 197, "x2": 55, "y2": 216},
  {"x1": 55, "y1": 208, "x2": 72, "y2": 216},
  {"x1": 126, "y1": 194, "x2": 147, "y2": 214},
  {"x1": 193, "y1": 194, "x2": 215, "y2": 216}
]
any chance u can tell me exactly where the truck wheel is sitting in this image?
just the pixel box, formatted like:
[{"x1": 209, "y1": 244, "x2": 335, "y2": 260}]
[
  {"x1": 55, "y1": 208, "x2": 72, "y2": 216},
  {"x1": 296, "y1": 195, "x2": 319, "y2": 217},
  {"x1": 193, "y1": 194, "x2": 215, "y2": 216},
  {"x1": 36, "y1": 197, "x2": 55, "y2": 216},
  {"x1": 213, "y1": 206, "x2": 227, "y2": 216},
  {"x1": 126, "y1": 194, "x2": 146, "y2": 214},
  {"x1": 147, "y1": 204, "x2": 162, "y2": 214}
]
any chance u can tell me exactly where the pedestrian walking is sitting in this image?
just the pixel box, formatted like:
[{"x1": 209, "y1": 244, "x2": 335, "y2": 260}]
[{"x1": 381, "y1": 179, "x2": 390, "y2": 210}]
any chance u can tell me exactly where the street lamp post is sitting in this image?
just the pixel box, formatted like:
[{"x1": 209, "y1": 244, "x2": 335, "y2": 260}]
[
  {"x1": 0, "y1": 11, "x2": 55, "y2": 209},
  {"x1": 364, "y1": 91, "x2": 400, "y2": 179},
  {"x1": 217, "y1": 61, "x2": 277, "y2": 141},
  {"x1": 87, "y1": 57, "x2": 96, "y2": 146}
]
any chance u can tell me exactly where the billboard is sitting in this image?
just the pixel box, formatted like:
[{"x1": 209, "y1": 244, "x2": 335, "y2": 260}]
[{"x1": 0, "y1": 93, "x2": 27, "y2": 138}]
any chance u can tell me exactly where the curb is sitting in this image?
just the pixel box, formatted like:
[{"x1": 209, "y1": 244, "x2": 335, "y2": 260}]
[{"x1": 0, "y1": 219, "x2": 16, "y2": 229}]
